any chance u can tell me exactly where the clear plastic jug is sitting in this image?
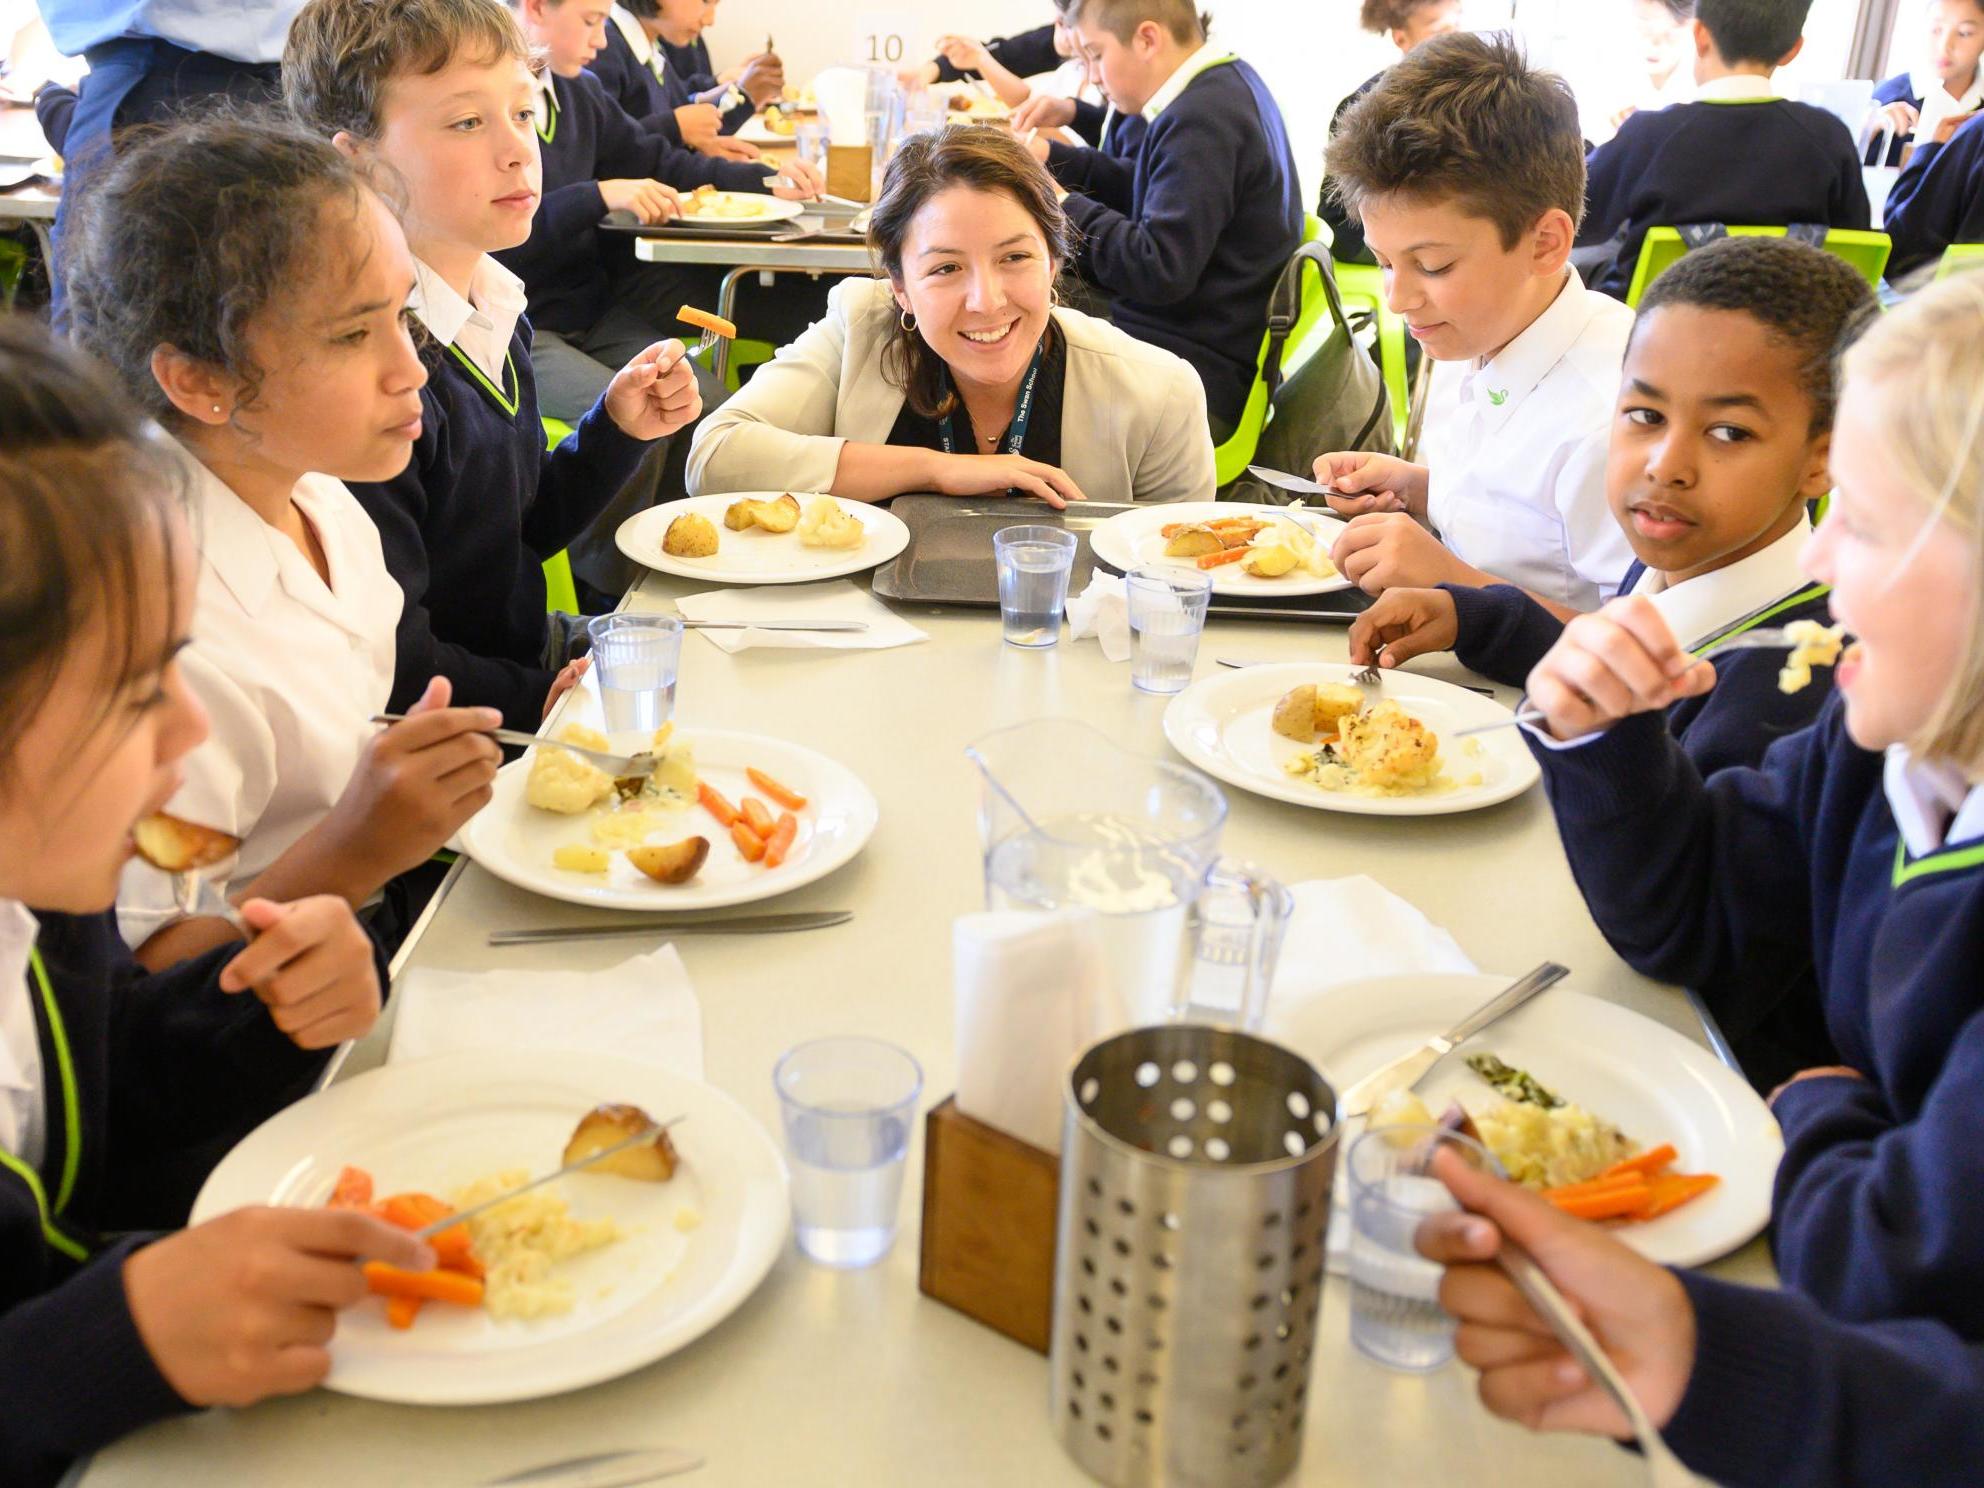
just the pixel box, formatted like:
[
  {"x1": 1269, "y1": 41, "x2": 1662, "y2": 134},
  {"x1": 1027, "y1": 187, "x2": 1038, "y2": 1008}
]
[{"x1": 966, "y1": 719, "x2": 1292, "y2": 1029}]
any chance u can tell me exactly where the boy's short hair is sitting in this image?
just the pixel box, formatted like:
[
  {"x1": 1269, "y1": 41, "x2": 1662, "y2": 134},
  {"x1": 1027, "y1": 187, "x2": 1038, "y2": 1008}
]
[
  {"x1": 1358, "y1": 0, "x2": 1444, "y2": 31},
  {"x1": 283, "y1": 0, "x2": 532, "y2": 140},
  {"x1": 1634, "y1": 236, "x2": 1874, "y2": 433},
  {"x1": 1071, "y1": 0, "x2": 1205, "y2": 45},
  {"x1": 1325, "y1": 31, "x2": 1585, "y2": 248},
  {"x1": 1694, "y1": 0, "x2": 1812, "y2": 66}
]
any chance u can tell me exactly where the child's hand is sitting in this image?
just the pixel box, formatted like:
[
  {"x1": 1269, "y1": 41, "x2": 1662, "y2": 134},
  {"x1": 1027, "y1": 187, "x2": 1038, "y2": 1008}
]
[
  {"x1": 123, "y1": 1208, "x2": 434, "y2": 1408},
  {"x1": 897, "y1": 60, "x2": 942, "y2": 89},
  {"x1": 765, "y1": 158, "x2": 824, "y2": 200},
  {"x1": 220, "y1": 897, "x2": 382, "y2": 1049},
  {"x1": 1314, "y1": 451, "x2": 1421, "y2": 517},
  {"x1": 603, "y1": 340, "x2": 701, "y2": 440},
  {"x1": 1877, "y1": 99, "x2": 1920, "y2": 140},
  {"x1": 544, "y1": 655, "x2": 591, "y2": 722},
  {"x1": 737, "y1": 53, "x2": 784, "y2": 107},
  {"x1": 1011, "y1": 92, "x2": 1077, "y2": 134},
  {"x1": 1415, "y1": 1147, "x2": 1697, "y2": 1438},
  {"x1": 1331, "y1": 513, "x2": 1475, "y2": 593},
  {"x1": 1022, "y1": 128, "x2": 1053, "y2": 163},
  {"x1": 930, "y1": 453, "x2": 1086, "y2": 509},
  {"x1": 598, "y1": 178, "x2": 681, "y2": 225},
  {"x1": 676, "y1": 103, "x2": 759, "y2": 160},
  {"x1": 1933, "y1": 108, "x2": 1978, "y2": 145},
  {"x1": 1524, "y1": 595, "x2": 1715, "y2": 741},
  {"x1": 1348, "y1": 587, "x2": 1460, "y2": 669},
  {"x1": 936, "y1": 35, "x2": 993, "y2": 75}
]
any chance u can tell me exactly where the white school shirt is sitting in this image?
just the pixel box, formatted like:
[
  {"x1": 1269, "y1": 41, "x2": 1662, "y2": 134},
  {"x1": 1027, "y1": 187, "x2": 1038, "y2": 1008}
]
[
  {"x1": 532, "y1": 69, "x2": 556, "y2": 134},
  {"x1": 114, "y1": 450, "x2": 404, "y2": 948},
  {"x1": 413, "y1": 255, "x2": 528, "y2": 388},
  {"x1": 609, "y1": 4, "x2": 667, "y2": 86},
  {"x1": 1419, "y1": 270, "x2": 1637, "y2": 611},
  {"x1": 0, "y1": 900, "x2": 43, "y2": 1172},
  {"x1": 1884, "y1": 748, "x2": 1984, "y2": 855},
  {"x1": 1693, "y1": 73, "x2": 1780, "y2": 104},
  {"x1": 1628, "y1": 516, "x2": 1814, "y2": 647},
  {"x1": 1910, "y1": 66, "x2": 1984, "y2": 151}
]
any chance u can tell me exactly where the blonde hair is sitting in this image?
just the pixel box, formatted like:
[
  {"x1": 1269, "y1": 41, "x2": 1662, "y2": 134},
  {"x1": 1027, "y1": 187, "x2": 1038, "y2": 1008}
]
[{"x1": 1840, "y1": 269, "x2": 1984, "y2": 764}]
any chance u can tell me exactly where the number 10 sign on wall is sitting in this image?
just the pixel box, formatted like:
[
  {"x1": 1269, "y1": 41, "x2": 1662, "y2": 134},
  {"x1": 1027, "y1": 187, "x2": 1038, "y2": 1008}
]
[{"x1": 855, "y1": 11, "x2": 919, "y2": 67}]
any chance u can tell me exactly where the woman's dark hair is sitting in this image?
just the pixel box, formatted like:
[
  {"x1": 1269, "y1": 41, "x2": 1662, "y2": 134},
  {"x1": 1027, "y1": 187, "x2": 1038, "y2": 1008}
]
[
  {"x1": 865, "y1": 125, "x2": 1078, "y2": 419},
  {"x1": 63, "y1": 106, "x2": 388, "y2": 424},
  {"x1": 0, "y1": 323, "x2": 187, "y2": 765}
]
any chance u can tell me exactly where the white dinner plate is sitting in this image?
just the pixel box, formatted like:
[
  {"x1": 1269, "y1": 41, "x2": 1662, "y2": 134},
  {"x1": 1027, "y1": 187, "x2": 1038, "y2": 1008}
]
[
  {"x1": 617, "y1": 494, "x2": 910, "y2": 585},
  {"x1": 1163, "y1": 661, "x2": 1541, "y2": 816},
  {"x1": 673, "y1": 191, "x2": 804, "y2": 227},
  {"x1": 1269, "y1": 974, "x2": 1781, "y2": 1267},
  {"x1": 736, "y1": 113, "x2": 800, "y2": 145},
  {"x1": 458, "y1": 726, "x2": 878, "y2": 911},
  {"x1": 1087, "y1": 501, "x2": 1350, "y2": 597},
  {"x1": 192, "y1": 1051, "x2": 790, "y2": 1405}
]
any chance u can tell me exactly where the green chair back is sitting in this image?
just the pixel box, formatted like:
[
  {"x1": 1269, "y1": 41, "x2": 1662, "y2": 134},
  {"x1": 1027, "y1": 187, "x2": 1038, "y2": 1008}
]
[
  {"x1": 539, "y1": 417, "x2": 580, "y2": 614},
  {"x1": 1212, "y1": 215, "x2": 1335, "y2": 486},
  {"x1": 1625, "y1": 226, "x2": 1892, "y2": 308},
  {"x1": 1936, "y1": 243, "x2": 1984, "y2": 280},
  {"x1": 1329, "y1": 259, "x2": 1408, "y2": 449}
]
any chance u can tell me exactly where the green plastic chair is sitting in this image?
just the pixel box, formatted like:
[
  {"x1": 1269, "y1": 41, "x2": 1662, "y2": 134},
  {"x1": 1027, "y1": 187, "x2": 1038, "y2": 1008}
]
[
  {"x1": 539, "y1": 417, "x2": 580, "y2": 614},
  {"x1": 1329, "y1": 260, "x2": 1409, "y2": 449},
  {"x1": 1211, "y1": 216, "x2": 1338, "y2": 486},
  {"x1": 1624, "y1": 227, "x2": 1892, "y2": 308},
  {"x1": 1936, "y1": 243, "x2": 1984, "y2": 280}
]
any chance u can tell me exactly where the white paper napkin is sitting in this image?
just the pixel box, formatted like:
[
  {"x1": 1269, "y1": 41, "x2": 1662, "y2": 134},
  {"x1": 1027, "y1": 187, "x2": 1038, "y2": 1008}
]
[
  {"x1": 673, "y1": 580, "x2": 927, "y2": 653},
  {"x1": 953, "y1": 909, "x2": 1126, "y2": 1154},
  {"x1": 1267, "y1": 876, "x2": 1476, "y2": 1021},
  {"x1": 1066, "y1": 572, "x2": 1130, "y2": 662},
  {"x1": 388, "y1": 945, "x2": 704, "y2": 1080}
]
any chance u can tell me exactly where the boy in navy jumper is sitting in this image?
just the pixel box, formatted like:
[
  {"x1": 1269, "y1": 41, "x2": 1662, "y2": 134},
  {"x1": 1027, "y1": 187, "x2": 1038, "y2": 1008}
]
[
  {"x1": 590, "y1": 0, "x2": 761, "y2": 157},
  {"x1": 1032, "y1": 0, "x2": 1302, "y2": 438},
  {"x1": 655, "y1": 0, "x2": 781, "y2": 135},
  {"x1": 1884, "y1": 109, "x2": 1984, "y2": 277},
  {"x1": 1868, "y1": 0, "x2": 1983, "y2": 166},
  {"x1": 285, "y1": 0, "x2": 705, "y2": 727},
  {"x1": 1408, "y1": 270, "x2": 1984, "y2": 1488},
  {"x1": 1578, "y1": 0, "x2": 1870, "y2": 301}
]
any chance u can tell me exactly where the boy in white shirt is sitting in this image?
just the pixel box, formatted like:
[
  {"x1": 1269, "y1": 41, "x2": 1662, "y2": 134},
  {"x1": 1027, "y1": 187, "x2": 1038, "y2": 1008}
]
[{"x1": 1313, "y1": 30, "x2": 1636, "y2": 616}]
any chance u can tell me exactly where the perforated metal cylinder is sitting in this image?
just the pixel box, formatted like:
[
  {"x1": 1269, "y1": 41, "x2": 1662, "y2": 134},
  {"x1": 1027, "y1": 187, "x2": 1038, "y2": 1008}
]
[{"x1": 1051, "y1": 1026, "x2": 1338, "y2": 1487}]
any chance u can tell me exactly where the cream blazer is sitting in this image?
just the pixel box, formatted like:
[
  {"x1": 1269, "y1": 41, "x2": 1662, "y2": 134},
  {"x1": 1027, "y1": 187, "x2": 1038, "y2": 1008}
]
[{"x1": 686, "y1": 277, "x2": 1216, "y2": 503}]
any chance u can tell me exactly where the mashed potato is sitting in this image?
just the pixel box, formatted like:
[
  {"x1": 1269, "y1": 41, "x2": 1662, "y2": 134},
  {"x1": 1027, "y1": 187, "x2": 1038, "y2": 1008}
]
[
  {"x1": 1284, "y1": 700, "x2": 1450, "y2": 797},
  {"x1": 1369, "y1": 1088, "x2": 1637, "y2": 1191},
  {"x1": 1777, "y1": 620, "x2": 1845, "y2": 694},
  {"x1": 527, "y1": 725, "x2": 616, "y2": 814},
  {"x1": 797, "y1": 496, "x2": 864, "y2": 550},
  {"x1": 451, "y1": 1170, "x2": 622, "y2": 1320}
]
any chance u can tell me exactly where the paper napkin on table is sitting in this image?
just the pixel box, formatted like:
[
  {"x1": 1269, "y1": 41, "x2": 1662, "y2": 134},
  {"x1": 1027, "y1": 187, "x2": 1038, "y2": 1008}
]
[
  {"x1": 1267, "y1": 876, "x2": 1477, "y2": 1021},
  {"x1": 954, "y1": 909, "x2": 1126, "y2": 1154},
  {"x1": 1066, "y1": 572, "x2": 1130, "y2": 662},
  {"x1": 673, "y1": 579, "x2": 927, "y2": 653},
  {"x1": 388, "y1": 945, "x2": 704, "y2": 1079}
]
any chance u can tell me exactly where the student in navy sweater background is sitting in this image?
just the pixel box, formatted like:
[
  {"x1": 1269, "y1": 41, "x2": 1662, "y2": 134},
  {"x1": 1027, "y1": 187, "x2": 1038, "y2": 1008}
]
[
  {"x1": 0, "y1": 325, "x2": 432, "y2": 1488},
  {"x1": 654, "y1": 0, "x2": 780, "y2": 135},
  {"x1": 1883, "y1": 110, "x2": 1984, "y2": 277},
  {"x1": 286, "y1": 0, "x2": 705, "y2": 727},
  {"x1": 1412, "y1": 271, "x2": 1984, "y2": 1487},
  {"x1": 1032, "y1": 0, "x2": 1301, "y2": 440},
  {"x1": 1867, "y1": 0, "x2": 1983, "y2": 166},
  {"x1": 1578, "y1": 0, "x2": 1870, "y2": 302},
  {"x1": 589, "y1": 0, "x2": 762, "y2": 158}
]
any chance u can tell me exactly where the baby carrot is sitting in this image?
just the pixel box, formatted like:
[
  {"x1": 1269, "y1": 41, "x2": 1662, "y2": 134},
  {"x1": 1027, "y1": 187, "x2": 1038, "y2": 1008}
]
[
  {"x1": 362, "y1": 1263, "x2": 485, "y2": 1308},
  {"x1": 1600, "y1": 1144, "x2": 1679, "y2": 1180},
  {"x1": 327, "y1": 1166, "x2": 374, "y2": 1210},
  {"x1": 384, "y1": 1293, "x2": 424, "y2": 1329},
  {"x1": 1197, "y1": 547, "x2": 1251, "y2": 570},
  {"x1": 746, "y1": 767, "x2": 809, "y2": 810},
  {"x1": 763, "y1": 812, "x2": 798, "y2": 868},
  {"x1": 731, "y1": 821, "x2": 766, "y2": 862},
  {"x1": 741, "y1": 797, "x2": 776, "y2": 839},
  {"x1": 698, "y1": 781, "x2": 741, "y2": 827},
  {"x1": 1540, "y1": 1172, "x2": 1647, "y2": 1203},
  {"x1": 1548, "y1": 1183, "x2": 1650, "y2": 1222},
  {"x1": 1634, "y1": 1172, "x2": 1720, "y2": 1220}
]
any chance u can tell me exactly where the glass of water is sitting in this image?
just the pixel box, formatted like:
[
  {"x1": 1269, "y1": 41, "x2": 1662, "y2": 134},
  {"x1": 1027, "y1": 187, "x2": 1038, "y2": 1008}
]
[
  {"x1": 586, "y1": 613, "x2": 683, "y2": 733},
  {"x1": 1345, "y1": 1125, "x2": 1496, "y2": 1372},
  {"x1": 1126, "y1": 567, "x2": 1213, "y2": 693},
  {"x1": 774, "y1": 1036, "x2": 923, "y2": 1268},
  {"x1": 993, "y1": 526, "x2": 1078, "y2": 648},
  {"x1": 795, "y1": 119, "x2": 829, "y2": 175}
]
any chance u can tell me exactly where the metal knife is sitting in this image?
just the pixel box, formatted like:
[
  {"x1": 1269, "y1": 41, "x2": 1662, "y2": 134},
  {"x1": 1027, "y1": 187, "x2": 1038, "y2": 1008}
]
[
  {"x1": 678, "y1": 619, "x2": 868, "y2": 632},
  {"x1": 488, "y1": 909, "x2": 852, "y2": 946},
  {"x1": 1246, "y1": 464, "x2": 1337, "y2": 498},
  {"x1": 1335, "y1": 961, "x2": 1570, "y2": 1118},
  {"x1": 419, "y1": 1117, "x2": 686, "y2": 1238},
  {"x1": 482, "y1": 1447, "x2": 705, "y2": 1486}
]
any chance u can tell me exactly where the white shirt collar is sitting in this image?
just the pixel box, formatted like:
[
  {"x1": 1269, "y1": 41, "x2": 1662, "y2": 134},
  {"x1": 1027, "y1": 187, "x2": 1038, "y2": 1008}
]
[
  {"x1": 1458, "y1": 270, "x2": 1587, "y2": 419},
  {"x1": 1628, "y1": 517, "x2": 1814, "y2": 649},
  {"x1": 1141, "y1": 44, "x2": 1231, "y2": 121},
  {"x1": 532, "y1": 69, "x2": 556, "y2": 131},
  {"x1": 413, "y1": 255, "x2": 527, "y2": 388},
  {"x1": 1909, "y1": 65, "x2": 1984, "y2": 111},
  {"x1": 1694, "y1": 73, "x2": 1779, "y2": 103},
  {"x1": 609, "y1": 4, "x2": 664, "y2": 78},
  {"x1": 0, "y1": 901, "x2": 37, "y2": 1097},
  {"x1": 1884, "y1": 746, "x2": 1984, "y2": 857}
]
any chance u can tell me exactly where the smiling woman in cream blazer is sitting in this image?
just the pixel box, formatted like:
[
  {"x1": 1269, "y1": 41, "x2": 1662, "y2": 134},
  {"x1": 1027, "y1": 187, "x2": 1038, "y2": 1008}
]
[{"x1": 687, "y1": 127, "x2": 1215, "y2": 508}]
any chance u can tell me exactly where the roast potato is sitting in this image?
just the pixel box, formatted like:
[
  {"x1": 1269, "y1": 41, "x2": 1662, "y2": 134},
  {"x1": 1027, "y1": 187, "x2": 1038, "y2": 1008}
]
[
  {"x1": 1163, "y1": 525, "x2": 1224, "y2": 559},
  {"x1": 563, "y1": 1103, "x2": 679, "y2": 1181},
  {"x1": 628, "y1": 836, "x2": 710, "y2": 884},
  {"x1": 662, "y1": 512, "x2": 719, "y2": 558},
  {"x1": 751, "y1": 493, "x2": 802, "y2": 533}
]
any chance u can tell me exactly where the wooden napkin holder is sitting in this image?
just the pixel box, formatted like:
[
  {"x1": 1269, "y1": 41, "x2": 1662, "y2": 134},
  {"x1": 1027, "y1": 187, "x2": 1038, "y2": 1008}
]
[
  {"x1": 918, "y1": 1096, "x2": 1061, "y2": 1353},
  {"x1": 826, "y1": 145, "x2": 873, "y2": 202}
]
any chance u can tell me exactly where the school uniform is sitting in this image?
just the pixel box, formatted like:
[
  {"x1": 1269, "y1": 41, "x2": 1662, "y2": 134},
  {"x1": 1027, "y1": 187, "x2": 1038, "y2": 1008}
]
[
  {"x1": 1416, "y1": 270, "x2": 1636, "y2": 611},
  {"x1": 1043, "y1": 49, "x2": 1303, "y2": 433},
  {"x1": 347, "y1": 254, "x2": 650, "y2": 729},
  {"x1": 1579, "y1": 74, "x2": 1872, "y2": 301},
  {"x1": 1529, "y1": 693, "x2": 1984, "y2": 1338},
  {"x1": 656, "y1": 35, "x2": 754, "y2": 133},
  {"x1": 930, "y1": 23, "x2": 1060, "y2": 87},
  {"x1": 0, "y1": 905, "x2": 350, "y2": 1486},
  {"x1": 113, "y1": 451, "x2": 402, "y2": 950},
  {"x1": 1318, "y1": 70, "x2": 1384, "y2": 265},
  {"x1": 1884, "y1": 110, "x2": 1984, "y2": 279},
  {"x1": 1868, "y1": 67, "x2": 1984, "y2": 166},
  {"x1": 588, "y1": 9, "x2": 683, "y2": 144}
]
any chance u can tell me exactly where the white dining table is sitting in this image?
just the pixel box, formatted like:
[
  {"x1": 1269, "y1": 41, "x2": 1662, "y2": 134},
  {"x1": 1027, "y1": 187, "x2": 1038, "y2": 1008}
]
[{"x1": 82, "y1": 561, "x2": 1774, "y2": 1488}]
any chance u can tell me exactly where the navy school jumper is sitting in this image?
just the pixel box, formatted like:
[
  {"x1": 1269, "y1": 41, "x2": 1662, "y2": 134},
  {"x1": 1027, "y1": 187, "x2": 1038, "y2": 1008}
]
[
  {"x1": 1883, "y1": 111, "x2": 1984, "y2": 280},
  {"x1": 587, "y1": 22, "x2": 683, "y2": 145}
]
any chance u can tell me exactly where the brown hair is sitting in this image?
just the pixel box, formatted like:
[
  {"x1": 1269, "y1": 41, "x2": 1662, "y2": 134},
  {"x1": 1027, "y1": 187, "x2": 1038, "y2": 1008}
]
[
  {"x1": 64, "y1": 108, "x2": 388, "y2": 427},
  {"x1": 867, "y1": 126, "x2": 1077, "y2": 420},
  {"x1": 1069, "y1": 0, "x2": 1205, "y2": 45},
  {"x1": 1358, "y1": 0, "x2": 1452, "y2": 33},
  {"x1": 1325, "y1": 30, "x2": 1586, "y2": 247},
  {"x1": 0, "y1": 323, "x2": 188, "y2": 769},
  {"x1": 284, "y1": 0, "x2": 533, "y2": 141}
]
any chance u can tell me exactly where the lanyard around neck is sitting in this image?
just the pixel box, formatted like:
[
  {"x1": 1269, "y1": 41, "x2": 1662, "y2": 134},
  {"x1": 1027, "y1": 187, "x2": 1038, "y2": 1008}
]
[{"x1": 940, "y1": 336, "x2": 1047, "y2": 457}]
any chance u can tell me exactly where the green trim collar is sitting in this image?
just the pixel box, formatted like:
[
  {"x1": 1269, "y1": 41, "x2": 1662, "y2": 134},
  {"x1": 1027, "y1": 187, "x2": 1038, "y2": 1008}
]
[
  {"x1": 446, "y1": 343, "x2": 521, "y2": 418},
  {"x1": 1690, "y1": 583, "x2": 1831, "y2": 657},
  {"x1": 1893, "y1": 835, "x2": 1984, "y2": 888}
]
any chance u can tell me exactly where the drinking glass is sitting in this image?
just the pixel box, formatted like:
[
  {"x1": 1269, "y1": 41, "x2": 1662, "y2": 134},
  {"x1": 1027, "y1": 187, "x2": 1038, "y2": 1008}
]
[
  {"x1": 993, "y1": 526, "x2": 1078, "y2": 648},
  {"x1": 1126, "y1": 567, "x2": 1213, "y2": 693},
  {"x1": 1345, "y1": 1125, "x2": 1496, "y2": 1372},
  {"x1": 774, "y1": 1037, "x2": 924, "y2": 1267},
  {"x1": 585, "y1": 613, "x2": 683, "y2": 732},
  {"x1": 795, "y1": 119, "x2": 829, "y2": 174}
]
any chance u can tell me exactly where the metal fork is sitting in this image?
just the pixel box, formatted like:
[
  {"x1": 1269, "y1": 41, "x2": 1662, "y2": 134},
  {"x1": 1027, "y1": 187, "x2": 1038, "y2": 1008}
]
[
  {"x1": 171, "y1": 868, "x2": 250, "y2": 934},
  {"x1": 369, "y1": 713, "x2": 658, "y2": 778}
]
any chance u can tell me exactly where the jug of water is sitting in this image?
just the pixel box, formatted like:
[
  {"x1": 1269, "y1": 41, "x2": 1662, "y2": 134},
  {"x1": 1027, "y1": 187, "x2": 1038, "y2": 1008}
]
[{"x1": 966, "y1": 719, "x2": 1292, "y2": 1029}]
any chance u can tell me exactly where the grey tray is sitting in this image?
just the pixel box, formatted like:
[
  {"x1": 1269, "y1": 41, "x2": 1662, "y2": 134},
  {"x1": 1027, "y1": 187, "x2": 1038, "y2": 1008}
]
[{"x1": 868, "y1": 496, "x2": 1373, "y2": 623}]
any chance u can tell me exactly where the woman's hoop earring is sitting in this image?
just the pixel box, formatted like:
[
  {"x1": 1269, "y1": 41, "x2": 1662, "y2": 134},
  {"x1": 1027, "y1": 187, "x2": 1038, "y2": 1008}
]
[{"x1": 900, "y1": 308, "x2": 917, "y2": 332}]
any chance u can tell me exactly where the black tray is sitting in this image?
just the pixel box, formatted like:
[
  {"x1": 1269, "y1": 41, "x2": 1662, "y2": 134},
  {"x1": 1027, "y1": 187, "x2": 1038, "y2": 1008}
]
[{"x1": 868, "y1": 496, "x2": 1373, "y2": 623}]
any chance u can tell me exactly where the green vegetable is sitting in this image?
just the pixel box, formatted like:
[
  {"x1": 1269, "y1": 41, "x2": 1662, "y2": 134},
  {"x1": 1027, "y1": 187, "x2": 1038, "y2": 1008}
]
[{"x1": 1465, "y1": 1053, "x2": 1564, "y2": 1109}]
